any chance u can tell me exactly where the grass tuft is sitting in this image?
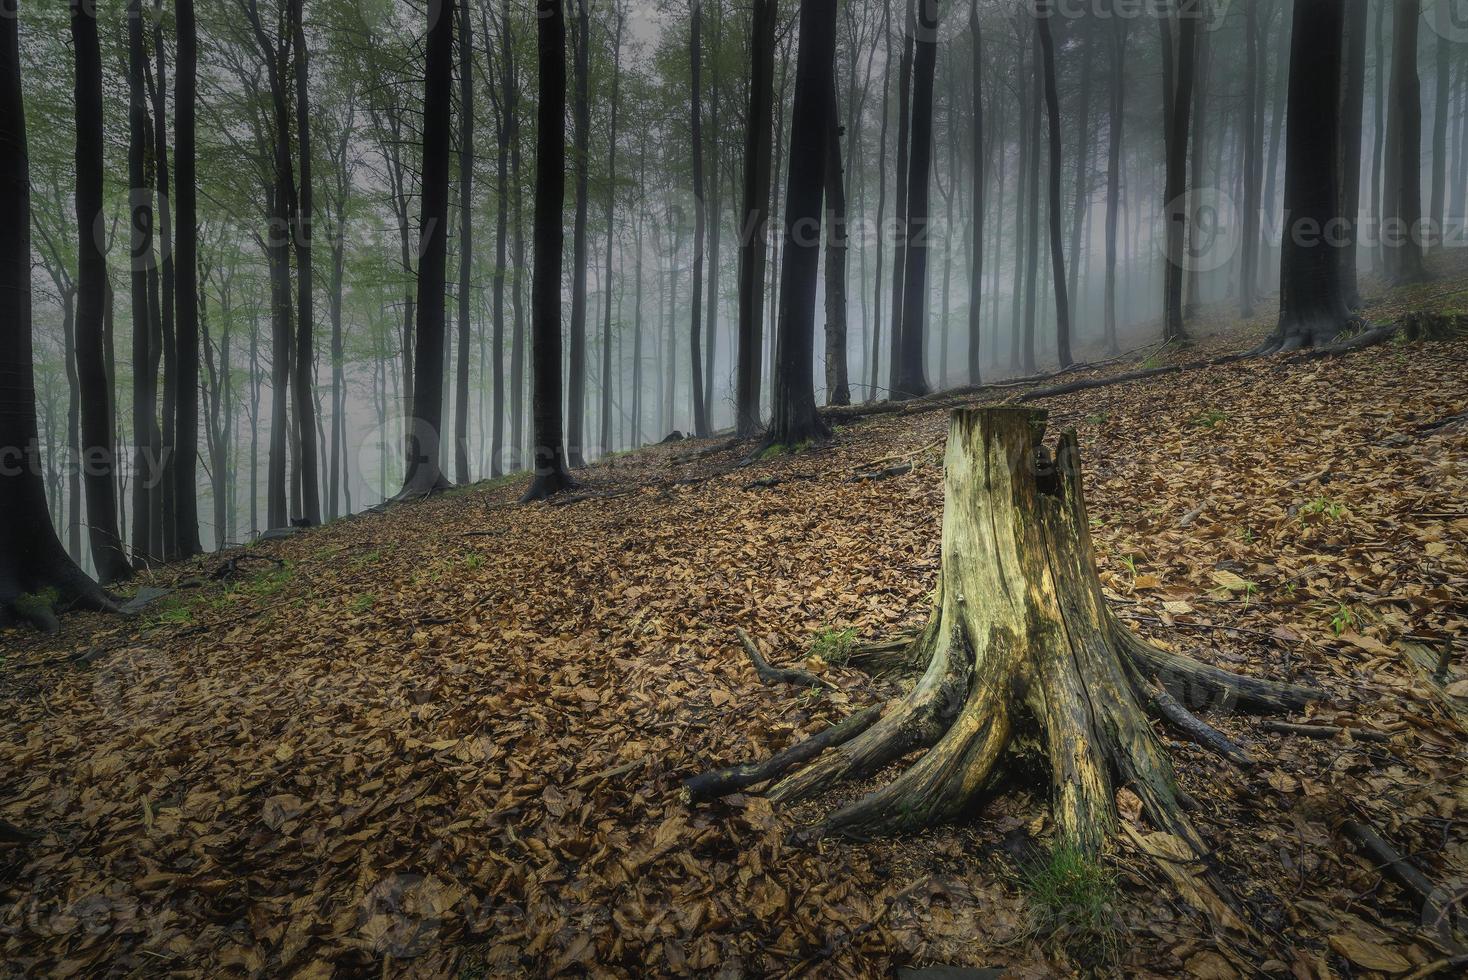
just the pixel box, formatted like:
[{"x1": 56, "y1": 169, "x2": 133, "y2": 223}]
[{"x1": 809, "y1": 627, "x2": 858, "y2": 666}]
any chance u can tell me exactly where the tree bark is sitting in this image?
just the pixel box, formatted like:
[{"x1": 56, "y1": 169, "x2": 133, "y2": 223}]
[
  {"x1": 888, "y1": 1, "x2": 914, "y2": 396},
  {"x1": 1161, "y1": 2, "x2": 1197, "y2": 342},
  {"x1": 737, "y1": 0, "x2": 777, "y2": 435},
  {"x1": 691, "y1": 408, "x2": 1316, "y2": 855},
  {"x1": 400, "y1": 0, "x2": 454, "y2": 497},
  {"x1": 601, "y1": 6, "x2": 625, "y2": 457},
  {"x1": 1267, "y1": 0, "x2": 1351, "y2": 352},
  {"x1": 455, "y1": 0, "x2": 474, "y2": 484},
  {"x1": 1036, "y1": 3, "x2": 1072, "y2": 369},
  {"x1": 1384, "y1": 0, "x2": 1427, "y2": 283},
  {"x1": 173, "y1": 0, "x2": 202, "y2": 555},
  {"x1": 1337, "y1": 0, "x2": 1368, "y2": 309},
  {"x1": 1104, "y1": 14, "x2": 1130, "y2": 352},
  {"x1": 523, "y1": 0, "x2": 577, "y2": 501},
  {"x1": 824, "y1": 74, "x2": 851, "y2": 407},
  {"x1": 69, "y1": 0, "x2": 130, "y2": 583},
  {"x1": 689, "y1": 1, "x2": 710, "y2": 438},
  {"x1": 763, "y1": 0, "x2": 838, "y2": 450},
  {"x1": 567, "y1": 0, "x2": 591, "y2": 467},
  {"x1": 895, "y1": 0, "x2": 936, "y2": 400},
  {"x1": 0, "y1": 4, "x2": 113, "y2": 629},
  {"x1": 967, "y1": 0, "x2": 984, "y2": 385}
]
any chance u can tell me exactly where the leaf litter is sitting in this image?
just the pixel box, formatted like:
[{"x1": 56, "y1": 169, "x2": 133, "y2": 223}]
[{"x1": 2, "y1": 311, "x2": 1466, "y2": 977}]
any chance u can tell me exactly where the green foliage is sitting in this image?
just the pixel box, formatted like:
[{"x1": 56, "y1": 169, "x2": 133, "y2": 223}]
[
  {"x1": 759, "y1": 440, "x2": 812, "y2": 461},
  {"x1": 1299, "y1": 497, "x2": 1347, "y2": 522},
  {"x1": 349, "y1": 594, "x2": 376, "y2": 615},
  {"x1": 244, "y1": 565, "x2": 293, "y2": 599},
  {"x1": 809, "y1": 627, "x2": 857, "y2": 666},
  {"x1": 1188, "y1": 409, "x2": 1229, "y2": 429},
  {"x1": 462, "y1": 553, "x2": 485, "y2": 571},
  {"x1": 1330, "y1": 604, "x2": 1357, "y2": 636},
  {"x1": 1022, "y1": 845, "x2": 1120, "y2": 958}
]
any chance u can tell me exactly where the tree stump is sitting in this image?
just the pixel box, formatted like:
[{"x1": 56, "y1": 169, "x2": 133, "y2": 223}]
[{"x1": 692, "y1": 407, "x2": 1319, "y2": 855}]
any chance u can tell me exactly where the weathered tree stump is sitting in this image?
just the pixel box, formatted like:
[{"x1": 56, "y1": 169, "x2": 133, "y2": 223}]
[{"x1": 691, "y1": 407, "x2": 1319, "y2": 856}]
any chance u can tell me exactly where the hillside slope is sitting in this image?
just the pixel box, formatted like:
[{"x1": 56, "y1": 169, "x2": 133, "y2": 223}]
[{"x1": 4, "y1": 275, "x2": 1467, "y2": 976}]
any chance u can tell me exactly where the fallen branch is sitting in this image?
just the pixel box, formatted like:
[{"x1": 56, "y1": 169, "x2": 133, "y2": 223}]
[
  {"x1": 735, "y1": 628, "x2": 834, "y2": 690},
  {"x1": 1149, "y1": 680, "x2": 1255, "y2": 768},
  {"x1": 211, "y1": 553, "x2": 285, "y2": 582},
  {"x1": 1342, "y1": 819, "x2": 1461, "y2": 947},
  {"x1": 846, "y1": 463, "x2": 913, "y2": 484},
  {"x1": 1261, "y1": 719, "x2": 1391, "y2": 743},
  {"x1": 1016, "y1": 351, "x2": 1256, "y2": 404},
  {"x1": 682, "y1": 705, "x2": 883, "y2": 803}
]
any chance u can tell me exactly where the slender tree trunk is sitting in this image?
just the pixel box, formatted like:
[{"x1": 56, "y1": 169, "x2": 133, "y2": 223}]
[
  {"x1": 1338, "y1": 0, "x2": 1368, "y2": 308},
  {"x1": 455, "y1": 0, "x2": 474, "y2": 484},
  {"x1": 1161, "y1": 3, "x2": 1197, "y2": 342},
  {"x1": 1240, "y1": 0, "x2": 1263, "y2": 318},
  {"x1": 737, "y1": 0, "x2": 777, "y2": 434},
  {"x1": 173, "y1": 0, "x2": 201, "y2": 555},
  {"x1": 824, "y1": 74, "x2": 851, "y2": 406},
  {"x1": 1022, "y1": 29, "x2": 1042, "y2": 373},
  {"x1": 128, "y1": 0, "x2": 155, "y2": 564},
  {"x1": 1184, "y1": 18, "x2": 1209, "y2": 318},
  {"x1": 895, "y1": 0, "x2": 936, "y2": 400},
  {"x1": 0, "y1": 5, "x2": 111, "y2": 628},
  {"x1": 400, "y1": 0, "x2": 455, "y2": 496},
  {"x1": 764, "y1": 0, "x2": 838, "y2": 449},
  {"x1": 1104, "y1": 14, "x2": 1129, "y2": 351},
  {"x1": 1371, "y1": 0, "x2": 1386, "y2": 273},
  {"x1": 566, "y1": 0, "x2": 591, "y2": 466},
  {"x1": 703, "y1": 8, "x2": 722, "y2": 427},
  {"x1": 1385, "y1": 0, "x2": 1427, "y2": 283},
  {"x1": 1261, "y1": 1, "x2": 1290, "y2": 290},
  {"x1": 524, "y1": 0, "x2": 576, "y2": 500},
  {"x1": 688, "y1": 1, "x2": 710, "y2": 438},
  {"x1": 868, "y1": 0, "x2": 892, "y2": 400},
  {"x1": 889, "y1": 0, "x2": 914, "y2": 396},
  {"x1": 62, "y1": 289, "x2": 82, "y2": 562},
  {"x1": 70, "y1": 0, "x2": 130, "y2": 583},
  {"x1": 286, "y1": 0, "x2": 320, "y2": 525},
  {"x1": 1065, "y1": 20, "x2": 1093, "y2": 331},
  {"x1": 1431, "y1": 1, "x2": 1451, "y2": 251},
  {"x1": 1036, "y1": 4, "x2": 1071, "y2": 368},
  {"x1": 601, "y1": 7, "x2": 625, "y2": 457}
]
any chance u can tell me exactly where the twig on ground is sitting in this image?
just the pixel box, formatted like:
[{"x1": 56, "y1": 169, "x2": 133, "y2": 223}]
[{"x1": 735, "y1": 628, "x2": 834, "y2": 690}]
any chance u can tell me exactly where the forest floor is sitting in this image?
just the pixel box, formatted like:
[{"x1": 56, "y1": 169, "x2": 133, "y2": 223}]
[{"x1": 4, "y1": 259, "x2": 1468, "y2": 979}]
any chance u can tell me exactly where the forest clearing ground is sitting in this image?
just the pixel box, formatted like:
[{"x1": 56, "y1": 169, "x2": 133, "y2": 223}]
[{"x1": 3, "y1": 262, "x2": 1467, "y2": 977}]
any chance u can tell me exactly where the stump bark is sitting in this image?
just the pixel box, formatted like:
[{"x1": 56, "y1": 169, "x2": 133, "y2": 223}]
[{"x1": 692, "y1": 407, "x2": 1318, "y2": 856}]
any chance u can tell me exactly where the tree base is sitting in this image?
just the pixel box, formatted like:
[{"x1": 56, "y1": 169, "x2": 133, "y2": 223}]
[
  {"x1": 520, "y1": 468, "x2": 580, "y2": 504},
  {"x1": 690, "y1": 408, "x2": 1318, "y2": 856},
  {"x1": 0, "y1": 551, "x2": 117, "y2": 634}
]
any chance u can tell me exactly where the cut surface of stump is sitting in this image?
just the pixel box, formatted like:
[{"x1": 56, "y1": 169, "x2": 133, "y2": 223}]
[{"x1": 690, "y1": 407, "x2": 1318, "y2": 856}]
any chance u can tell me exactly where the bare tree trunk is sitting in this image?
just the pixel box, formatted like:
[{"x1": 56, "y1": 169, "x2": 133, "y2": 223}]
[
  {"x1": 895, "y1": 0, "x2": 935, "y2": 400},
  {"x1": 1036, "y1": 3, "x2": 1071, "y2": 368},
  {"x1": 824, "y1": 74, "x2": 851, "y2": 406},
  {"x1": 689, "y1": 0, "x2": 710, "y2": 438},
  {"x1": 566, "y1": 0, "x2": 591, "y2": 466},
  {"x1": 1104, "y1": 15, "x2": 1129, "y2": 351},
  {"x1": 737, "y1": 0, "x2": 777, "y2": 433},
  {"x1": 455, "y1": 0, "x2": 474, "y2": 484},
  {"x1": 70, "y1": 0, "x2": 130, "y2": 582},
  {"x1": 601, "y1": 5, "x2": 625, "y2": 457},
  {"x1": 1385, "y1": 0, "x2": 1427, "y2": 283}
]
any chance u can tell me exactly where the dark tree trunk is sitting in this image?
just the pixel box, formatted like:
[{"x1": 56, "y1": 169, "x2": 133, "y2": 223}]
[
  {"x1": 523, "y1": 0, "x2": 577, "y2": 501},
  {"x1": 566, "y1": 0, "x2": 591, "y2": 467},
  {"x1": 1065, "y1": 17, "x2": 1093, "y2": 338},
  {"x1": 490, "y1": 1, "x2": 511, "y2": 478},
  {"x1": 1184, "y1": 18, "x2": 1209, "y2": 319},
  {"x1": 1022, "y1": 30, "x2": 1041, "y2": 374},
  {"x1": 0, "y1": 4, "x2": 112, "y2": 629},
  {"x1": 703, "y1": 9, "x2": 723, "y2": 427},
  {"x1": 888, "y1": 1, "x2": 914, "y2": 396},
  {"x1": 824, "y1": 75, "x2": 851, "y2": 407},
  {"x1": 1370, "y1": 0, "x2": 1385, "y2": 274},
  {"x1": 1104, "y1": 15, "x2": 1129, "y2": 352},
  {"x1": 400, "y1": 0, "x2": 454, "y2": 497},
  {"x1": 70, "y1": 0, "x2": 130, "y2": 583},
  {"x1": 1036, "y1": 4, "x2": 1071, "y2": 369},
  {"x1": 601, "y1": 9, "x2": 625, "y2": 457},
  {"x1": 689, "y1": 1, "x2": 710, "y2": 438},
  {"x1": 455, "y1": 0, "x2": 474, "y2": 484},
  {"x1": 894, "y1": 0, "x2": 936, "y2": 400},
  {"x1": 148, "y1": 23, "x2": 176, "y2": 561},
  {"x1": 62, "y1": 290, "x2": 81, "y2": 562},
  {"x1": 1267, "y1": 0, "x2": 1351, "y2": 352},
  {"x1": 173, "y1": 0, "x2": 202, "y2": 556},
  {"x1": 1239, "y1": 0, "x2": 1263, "y2": 318},
  {"x1": 1337, "y1": 0, "x2": 1367, "y2": 309},
  {"x1": 505, "y1": 0, "x2": 525, "y2": 473},
  {"x1": 128, "y1": 0, "x2": 155, "y2": 564},
  {"x1": 1430, "y1": 1, "x2": 1450, "y2": 250},
  {"x1": 737, "y1": 0, "x2": 777, "y2": 435},
  {"x1": 763, "y1": 0, "x2": 838, "y2": 449},
  {"x1": 1384, "y1": 0, "x2": 1427, "y2": 283},
  {"x1": 868, "y1": 0, "x2": 892, "y2": 399},
  {"x1": 1161, "y1": 3, "x2": 1197, "y2": 342},
  {"x1": 1261, "y1": 3, "x2": 1290, "y2": 290},
  {"x1": 287, "y1": 0, "x2": 321, "y2": 524}
]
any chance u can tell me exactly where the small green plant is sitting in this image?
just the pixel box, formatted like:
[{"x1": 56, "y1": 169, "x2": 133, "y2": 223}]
[
  {"x1": 349, "y1": 594, "x2": 376, "y2": 615},
  {"x1": 1085, "y1": 412, "x2": 1109, "y2": 426},
  {"x1": 810, "y1": 627, "x2": 858, "y2": 666},
  {"x1": 1299, "y1": 497, "x2": 1347, "y2": 522},
  {"x1": 1141, "y1": 353, "x2": 1164, "y2": 370},
  {"x1": 244, "y1": 565, "x2": 293, "y2": 599},
  {"x1": 1238, "y1": 526, "x2": 1257, "y2": 544},
  {"x1": 1188, "y1": 409, "x2": 1229, "y2": 429},
  {"x1": 758, "y1": 439, "x2": 812, "y2": 461},
  {"x1": 1330, "y1": 603, "x2": 1357, "y2": 636},
  {"x1": 1117, "y1": 554, "x2": 1139, "y2": 581},
  {"x1": 1022, "y1": 845, "x2": 1120, "y2": 959},
  {"x1": 462, "y1": 552, "x2": 485, "y2": 571}
]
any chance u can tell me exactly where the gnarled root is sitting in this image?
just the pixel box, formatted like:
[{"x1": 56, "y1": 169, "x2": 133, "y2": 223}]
[{"x1": 689, "y1": 408, "x2": 1319, "y2": 861}]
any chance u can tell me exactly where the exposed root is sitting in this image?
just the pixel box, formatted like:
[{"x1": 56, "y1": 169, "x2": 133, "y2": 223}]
[
  {"x1": 845, "y1": 629, "x2": 927, "y2": 677},
  {"x1": 681, "y1": 705, "x2": 882, "y2": 804},
  {"x1": 1146, "y1": 680, "x2": 1255, "y2": 769},
  {"x1": 734, "y1": 628, "x2": 834, "y2": 691},
  {"x1": 767, "y1": 623, "x2": 971, "y2": 805},
  {"x1": 1112, "y1": 624, "x2": 1320, "y2": 715}
]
